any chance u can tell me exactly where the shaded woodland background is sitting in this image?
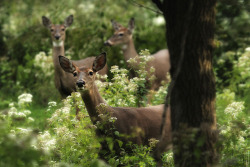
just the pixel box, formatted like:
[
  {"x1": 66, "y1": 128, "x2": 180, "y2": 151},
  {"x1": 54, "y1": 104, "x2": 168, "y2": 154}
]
[{"x1": 0, "y1": 0, "x2": 249, "y2": 106}]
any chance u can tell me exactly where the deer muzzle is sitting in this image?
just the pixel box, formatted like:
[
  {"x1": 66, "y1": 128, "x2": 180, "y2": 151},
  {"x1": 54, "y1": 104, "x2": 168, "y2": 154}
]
[
  {"x1": 104, "y1": 40, "x2": 112, "y2": 46},
  {"x1": 76, "y1": 80, "x2": 85, "y2": 89},
  {"x1": 55, "y1": 35, "x2": 60, "y2": 40}
]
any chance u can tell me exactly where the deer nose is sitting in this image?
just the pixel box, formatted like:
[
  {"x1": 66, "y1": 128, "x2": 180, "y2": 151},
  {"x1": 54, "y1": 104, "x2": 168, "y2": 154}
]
[
  {"x1": 55, "y1": 35, "x2": 60, "y2": 40},
  {"x1": 104, "y1": 41, "x2": 111, "y2": 46},
  {"x1": 76, "y1": 80, "x2": 85, "y2": 88}
]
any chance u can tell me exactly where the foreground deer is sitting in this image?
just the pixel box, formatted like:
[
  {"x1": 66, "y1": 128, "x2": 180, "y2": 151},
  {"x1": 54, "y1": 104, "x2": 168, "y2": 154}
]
[
  {"x1": 104, "y1": 18, "x2": 171, "y2": 90},
  {"x1": 59, "y1": 52, "x2": 172, "y2": 163},
  {"x1": 42, "y1": 15, "x2": 108, "y2": 98}
]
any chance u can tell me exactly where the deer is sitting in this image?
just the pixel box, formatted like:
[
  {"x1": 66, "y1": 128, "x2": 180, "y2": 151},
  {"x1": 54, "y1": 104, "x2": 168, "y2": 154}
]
[
  {"x1": 58, "y1": 52, "x2": 172, "y2": 164},
  {"x1": 104, "y1": 18, "x2": 171, "y2": 90},
  {"x1": 42, "y1": 15, "x2": 108, "y2": 98},
  {"x1": 42, "y1": 15, "x2": 108, "y2": 118}
]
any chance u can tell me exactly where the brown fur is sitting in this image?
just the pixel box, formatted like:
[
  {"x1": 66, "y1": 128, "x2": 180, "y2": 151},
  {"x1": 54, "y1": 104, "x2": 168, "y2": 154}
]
[
  {"x1": 42, "y1": 15, "x2": 108, "y2": 98},
  {"x1": 104, "y1": 18, "x2": 171, "y2": 90},
  {"x1": 59, "y1": 53, "x2": 172, "y2": 161}
]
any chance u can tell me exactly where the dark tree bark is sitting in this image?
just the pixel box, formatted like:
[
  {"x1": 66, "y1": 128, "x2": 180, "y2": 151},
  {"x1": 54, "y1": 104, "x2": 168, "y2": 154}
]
[{"x1": 153, "y1": 0, "x2": 219, "y2": 166}]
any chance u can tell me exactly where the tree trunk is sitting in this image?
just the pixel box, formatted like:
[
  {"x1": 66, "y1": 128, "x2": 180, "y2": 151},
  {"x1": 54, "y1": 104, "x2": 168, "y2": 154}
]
[{"x1": 153, "y1": 0, "x2": 219, "y2": 166}]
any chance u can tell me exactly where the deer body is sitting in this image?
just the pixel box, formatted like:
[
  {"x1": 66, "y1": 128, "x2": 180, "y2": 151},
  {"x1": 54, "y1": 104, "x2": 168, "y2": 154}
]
[
  {"x1": 59, "y1": 53, "x2": 172, "y2": 161},
  {"x1": 42, "y1": 15, "x2": 108, "y2": 98},
  {"x1": 105, "y1": 18, "x2": 170, "y2": 90},
  {"x1": 82, "y1": 82, "x2": 165, "y2": 145}
]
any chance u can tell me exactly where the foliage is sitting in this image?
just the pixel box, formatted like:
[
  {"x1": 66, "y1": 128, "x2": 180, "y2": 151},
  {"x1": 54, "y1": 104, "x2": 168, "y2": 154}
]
[
  {"x1": 216, "y1": 90, "x2": 249, "y2": 167},
  {"x1": 0, "y1": 56, "x2": 170, "y2": 166},
  {"x1": 0, "y1": 0, "x2": 166, "y2": 106},
  {"x1": 214, "y1": 0, "x2": 250, "y2": 89},
  {"x1": 46, "y1": 93, "x2": 100, "y2": 166},
  {"x1": 0, "y1": 93, "x2": 46, "y2": 166}
]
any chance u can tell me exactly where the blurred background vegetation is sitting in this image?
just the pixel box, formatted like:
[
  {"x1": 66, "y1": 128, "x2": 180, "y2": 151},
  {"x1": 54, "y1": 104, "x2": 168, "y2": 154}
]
[
  {"x1": 0, "y1": 0, "x2": 249, "y2": 166},
  {"x1": 0, "y1": 0, "x2": 168, "y2": 106},
  {"x1": 0, "y1": 0, "x2": 249, "y2": 107}
]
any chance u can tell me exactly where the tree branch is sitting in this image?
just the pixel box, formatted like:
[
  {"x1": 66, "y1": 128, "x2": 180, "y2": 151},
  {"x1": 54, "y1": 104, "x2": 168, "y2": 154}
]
[
  {"x1": 128, "y1": 0, "x2": 163, "y2": 15},
  {"x1": 152, "y1": 0, "x2": 164, "y2": 12}
]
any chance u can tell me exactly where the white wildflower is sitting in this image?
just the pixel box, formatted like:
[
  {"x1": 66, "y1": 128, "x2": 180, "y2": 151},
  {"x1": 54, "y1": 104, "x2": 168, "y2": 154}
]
[
  {"x1": 61, "y1": 106, "x2": 70, "y2": 114},
  {"x1": 23, "y1": 110, "x2": 31, "y2": 115},
  {"x1": 30, "y1": 138, "x2": 38, "y2": 150},
  {"x1": 78, "y1": 2, "x2": 94, "y2": 12},
  {"x1": 98, "y1": 114, "x2": 104, "y2": 117},
  {"x1": 153, "y1": 16, "x2": 165, "y2": 26},
  {"x1": 8, "y1": 107, "x2": 17, "y2": 116},
  {"x1": 150, "y1": 67, "x2": 155, "y2": 73},
  {"x1": 18, "y1": 93, "x2": 33, "y2": 106},
  {"x1": 127, "y1": 57, "x2": 137, "y2": 65},
  {"x1": 9, "y1": 102, "x2": 15, "y2": 108},
  {"x1": 75, "y1": 92, "x2": 81, "y2": 98},
  {"x1": 16, "y1": 127, "x2": 32, "y2": 135},
  {"x1": 38, "y1": 131, "x2": 56, "y2": 153},
  {"x1": 9, "y1": 110, "x2": 27, "y2": 119},
  {"x1": 225, "y1": 102, "x2": 245, "y2": 119},
  {"x1": 27, "y1": 117, "x2": 35, "y2": 122},
  {"x1": 48, "y1": 101, "x2": 57, "y2": 107},
  {"x1": 110, "y1": 65, "x2": 119, "y2": 73},
  {"x1": 109, "y1": 117, "x2": 117, "y2": 122},
  {"x1": 10, "y1": 130, "x2": 16, "y2": 134},
  {"x1": 34, "y1": 52, "x2": 53, "y2": 77},
  {"x1": 220, "y1": 126, "x2": 231, "y2": 135}
]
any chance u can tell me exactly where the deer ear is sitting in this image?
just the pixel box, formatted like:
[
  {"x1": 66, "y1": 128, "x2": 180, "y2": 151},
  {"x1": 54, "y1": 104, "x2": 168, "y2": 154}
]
[
  {"x1": 59, "y1": 55, "x2": 76, "y2": 73},
  {"x1": 92, "y1": 52, "x2": 106, "y2": 72},
  {"x1": 64, "y1": 15, "x2": 73, "y2": 27},
  {"x1": 42, "y1": 16, "x2": 51, "y2": 28},
  {"x1": 128, "y1": 18, "x2": 135, "y2": 33},
  {"x1": 111, "y1": 20, "x2": 121, "y2": 30}
]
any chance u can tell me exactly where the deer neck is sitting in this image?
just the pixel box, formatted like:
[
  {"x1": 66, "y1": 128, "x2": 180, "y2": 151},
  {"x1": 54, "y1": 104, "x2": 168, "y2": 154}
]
[
  {"x1": 121, "y1": 38, "x2": 138, "y2": 62},
  {"x1": 52, "y1": 41, "x2": 65, "y2": 75},
  {"x1": 81, "y1": 84, "x2": 106, "y2": 123}
]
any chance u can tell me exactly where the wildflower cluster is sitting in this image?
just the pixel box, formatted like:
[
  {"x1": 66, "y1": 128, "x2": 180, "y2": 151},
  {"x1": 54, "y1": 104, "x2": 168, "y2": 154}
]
[
  {"x1": 217, "y1": 90, "x2": 249, "y2": 166},
  {"x1": 127, "y1": 49, "x2": 157, "y2": 105},
  {"x1": 0, "y1": 93, "x2": 47, "y2": 166},
  {"x1": 47, "y1": 101, "x2": 57, "y2": 112},
  {"x1": 162, "y1": 151, "x2": 174, "y2": 167},
  {"x1": 224, "y1": 102, "x2": 245, "y2": 119},
  {"x1": 151, "y1": 80, "x2": 169, "y2": 105},
  {"x1": 17, "y1": 93, "x2": 33, "y2": 107},
  {"x1": 46, "y1": 93, "x2": 99, "y2": 165},
  {"x1": 96, "y1": 65, "x2": 138, "y2": 107},
  {"x1": 234, "y1": 48, "x2": 250, "y2": 90},
  {"x1": 34, "y1": 51, "x2": 53, "y2": 77},
  {"x1": 37, "y1": 131, "x2": 56, "y2": 154},
  {"x1": 127, "y1": 49, "x2": 155, "y2": 82},
  {"x1": 237, "y1": 48, "x2": 250, "y2": 80},
  {"x1": 8, "y1": 93, "x2": 33, "y2": 121}
]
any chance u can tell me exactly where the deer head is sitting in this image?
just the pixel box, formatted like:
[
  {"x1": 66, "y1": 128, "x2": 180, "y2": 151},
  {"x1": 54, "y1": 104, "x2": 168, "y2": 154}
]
[
  {"x1": 104, "y1": 18, "x2": 135, "y2": 46},
  {"x1": 59, "y1": 53, "x2": 106, "y2": 91},
  {"x1": 42, "y1": 15, "x2": 73, "y2": 45}
]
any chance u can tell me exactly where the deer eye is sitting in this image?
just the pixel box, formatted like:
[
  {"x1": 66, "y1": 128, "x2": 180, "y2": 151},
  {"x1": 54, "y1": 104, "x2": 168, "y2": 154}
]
[
  {"x1": 50, "y1": 29, "x2": 54, "y2": 32},
  {"x1": 73, "y1": 71, "x2": 77, "y2": 77},
  {"x1": 118, "y1": 33, "x2": 124, "y2": 37},
  {"x1": 61, "y1": 28, "x2": 65, "y2": 31},
  {"x1": 89, "y1": 71, "x2": 93, "y2": 76}
]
